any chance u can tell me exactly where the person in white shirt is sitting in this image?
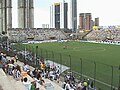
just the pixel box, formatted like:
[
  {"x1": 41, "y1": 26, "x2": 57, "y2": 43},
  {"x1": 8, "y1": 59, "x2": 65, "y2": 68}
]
[
  {"x1": 22, "y1": 77, "x2": 32, "y2": 90},
  {"x1": 65, "y1": 81, "x2": 71, "y2": 90},
  {"x1": 23, "y1": 62, "x2": 29, "y2": 72}
]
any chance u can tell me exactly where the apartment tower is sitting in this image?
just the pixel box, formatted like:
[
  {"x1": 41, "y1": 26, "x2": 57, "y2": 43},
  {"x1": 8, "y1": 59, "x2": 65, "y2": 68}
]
[
  {"x1": 79, "y1": 13, "x2": 92, "y2": 30},
  {"x1": 50, "y1": 1, "x2": 68, "y2": 30},
  {"x1": 71, "y1": 0, "x2": 77, "y2": 32},
  {"x1": 95, "y1": 17, "x2": 99, "y2": 26}
]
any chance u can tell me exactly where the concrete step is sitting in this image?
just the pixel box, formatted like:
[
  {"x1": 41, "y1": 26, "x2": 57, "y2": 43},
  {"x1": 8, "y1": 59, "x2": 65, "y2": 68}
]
[
  {"x1": 16, "y1": 60, "x2": 64, "y2": 90},
  {"x1": 0, "y1": 68, "x2": 15, "y2": 90},
  {"x1": 7, "y1": 75, "x2": 28, "y2": 90}
]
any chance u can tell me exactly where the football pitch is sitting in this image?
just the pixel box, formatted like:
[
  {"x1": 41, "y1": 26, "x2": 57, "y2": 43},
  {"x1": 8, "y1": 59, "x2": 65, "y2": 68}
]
[
  {"x1": 16, "y1": 41, "x2": 120, "y2": 89},
  {"x1": 27, "y1": 41, "x2": 120, "y2": 66}
]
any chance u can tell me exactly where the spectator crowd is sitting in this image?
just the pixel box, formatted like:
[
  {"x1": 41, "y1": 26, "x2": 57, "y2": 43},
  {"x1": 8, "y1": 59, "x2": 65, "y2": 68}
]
[{"x1": 0, "y1": 44, "x2": 95, "y2": 90}]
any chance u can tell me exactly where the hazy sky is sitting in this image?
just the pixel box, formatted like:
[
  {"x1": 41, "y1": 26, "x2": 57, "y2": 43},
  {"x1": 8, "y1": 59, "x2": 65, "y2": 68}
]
[{"x1": 12, "y1": 0, "x2": 120, "y2": 28}]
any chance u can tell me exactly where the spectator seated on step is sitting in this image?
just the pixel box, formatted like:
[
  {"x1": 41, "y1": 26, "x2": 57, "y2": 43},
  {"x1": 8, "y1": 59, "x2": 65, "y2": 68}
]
[
  {"x1": 12, "y1": 64, "x2": 21, "y2": 80},
  {"x1": 35, "y1": 72, "x2": 45, "y2": 85},
  {"x1": 22, "y1": 77, "x2": 32, "y2": 90},
  {"x1": 32, "y1": 68, "x2": 39, "y2": 78},
  {"x1": 23, "y1": 62, "x2": 30, "y2": 72},
  {"x1": 8, "y1": 59, "x2": 15, "y2": 75}
]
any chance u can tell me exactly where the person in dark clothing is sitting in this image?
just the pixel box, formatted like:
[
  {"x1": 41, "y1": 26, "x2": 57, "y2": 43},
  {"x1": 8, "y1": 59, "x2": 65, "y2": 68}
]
[
  {"x1": 90, "y1": 81, "x2": 94, "y2": 88},
  {"x1": 82, "y1": 86, "x2": 86, "y2": 90}
]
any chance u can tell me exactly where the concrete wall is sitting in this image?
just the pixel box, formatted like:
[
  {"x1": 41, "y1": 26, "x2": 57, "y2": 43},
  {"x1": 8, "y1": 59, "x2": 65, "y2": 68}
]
[
  {"x1": 18, "y1": 0, "x2": 24, "y2": 28},
  {"x1": 6, "y1": 0, "x2": 12, "y2": 29},
  {"x1": 0, "y1": 0, "x2": 3, "y2": 34},
  {"x1": 2, "y1": 0, "x2": 6, "y2": 32},
  {"x1": 1, "y1": 0, "x2": 12, "y2": 33},
  {"x1": 18, "y1": 0, "x2": 34, "y2": 28},
  {"x1": 29, "y1": 0, "x2": 34, "y2": 28}
]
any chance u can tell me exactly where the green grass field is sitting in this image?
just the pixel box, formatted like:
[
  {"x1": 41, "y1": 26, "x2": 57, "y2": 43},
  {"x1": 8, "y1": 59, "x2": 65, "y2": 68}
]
[
  {"x1": 15, "y1": 41, "x2": 120, "y2": 89},
  {"x1": 31, "y1": 41, "x2": 120, "y2": 66}
]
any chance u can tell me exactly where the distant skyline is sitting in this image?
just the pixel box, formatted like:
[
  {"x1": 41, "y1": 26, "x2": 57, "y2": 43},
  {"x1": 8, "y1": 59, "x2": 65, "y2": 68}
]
[{"x1": 12, "y1": 0, "x2": 120, "y2": 28}]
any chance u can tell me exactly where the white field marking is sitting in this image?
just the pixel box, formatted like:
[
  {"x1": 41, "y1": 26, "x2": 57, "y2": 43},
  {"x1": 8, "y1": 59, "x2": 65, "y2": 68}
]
[
  {"x1": 85, "y1": 48, "x2": 106, "y2": 52},
  {"x1": 72, "y1": 70, "x2": 118, "y2": 89},
  {"x1": 59, "y1": 47, "x2": 106, "y2": 53},
  {"x1": 82, "y1": 73, "x2": 117, "y2": 89}
]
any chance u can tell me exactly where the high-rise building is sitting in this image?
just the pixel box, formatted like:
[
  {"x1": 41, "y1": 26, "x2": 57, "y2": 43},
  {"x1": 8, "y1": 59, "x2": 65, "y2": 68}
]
[
  {"x1": 50, "y1": 5, "x2": 54, "y2": 28},
  {"x1": 50, "y1": 1, "x2": 68, "y2": 30},
  {"x1": 71, "y1": 0, "x2": 77, "y2": 32},
  {"x1": 54, "y1": 3, "x2": 60, "y2": 29},
  {"x1": 63, "y1": 2, "x2": 68, "y2": 29},
  {"x1": 95, "y1": 17, "x2": 99, "y2": 26},
  {"x1": 86, "y1": 13, "x2": 91, "y2": 30},
  {"x1": 60, "y1": 1, "x2": 68, "y2": 29},
  {"x1": 18, "y1": 0, "x2": 34, "y2": 28},
  {"x1": 91, "y1": 20, "x2": 95, "y2": 29},
  {"x1": 79, "y1": 13, "x2": 92, "y2": 30},
  {"x1": 79, "y1": 13, "x2": 84, "y2": 30}
]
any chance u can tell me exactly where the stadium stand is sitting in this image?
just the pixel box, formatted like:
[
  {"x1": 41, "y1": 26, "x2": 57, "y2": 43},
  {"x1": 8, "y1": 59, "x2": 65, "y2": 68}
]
[
  {"x1": 7, "y1": 28, "x2": 67, "y2": 42},
  {"x1": 84, "y1": 29, "x2": 120, "y2": 42}
]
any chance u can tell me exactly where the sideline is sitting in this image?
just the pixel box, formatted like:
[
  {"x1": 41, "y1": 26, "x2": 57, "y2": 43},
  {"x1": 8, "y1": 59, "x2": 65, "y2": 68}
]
[{"x1": 80, "y1": 40, "x2": 120, "y2": 46}]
